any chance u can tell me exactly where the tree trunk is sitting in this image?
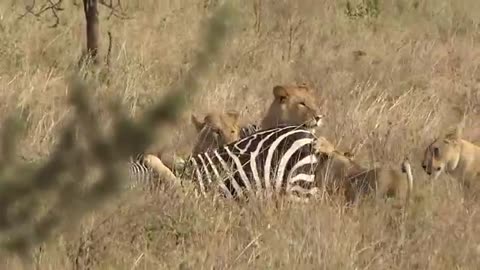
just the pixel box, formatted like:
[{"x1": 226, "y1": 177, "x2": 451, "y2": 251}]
[{"x1": 83, "y1": 0, "x2": 99, "y2": 64}]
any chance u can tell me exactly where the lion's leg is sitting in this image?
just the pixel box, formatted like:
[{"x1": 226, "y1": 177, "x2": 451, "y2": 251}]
[{"x1": 143, "y1": 154, "x2": 182, "y2": 187}]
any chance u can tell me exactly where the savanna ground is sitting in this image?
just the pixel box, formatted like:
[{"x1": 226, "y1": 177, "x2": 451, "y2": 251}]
[{"x1": 2, "y1": 0, "x2": 480, "y2": 269}]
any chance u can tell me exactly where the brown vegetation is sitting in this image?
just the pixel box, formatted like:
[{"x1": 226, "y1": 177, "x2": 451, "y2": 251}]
[{"x1": 2, "y1": 0, "x2": 480, "y2": 269}]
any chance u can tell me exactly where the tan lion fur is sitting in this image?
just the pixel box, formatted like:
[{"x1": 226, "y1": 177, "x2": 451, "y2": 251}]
[
  {"x1": 156, "y1": 111, "x2": 242, "y2": 168},
  {"x1": 314, "y1": 137, "x2": 413, "y2": 207},
  {"x1": 142, "y1": 154, "x2": 181, "y2": 188},
  {"x1": 260, "y1": 83, "x2": 324, "y2": 130},
  {"x1": 422, "y1": 126, "x2": 480, "y2": 196},
  {"x1": 190, "y1": 110, "x2": 242, "y2": 155}
]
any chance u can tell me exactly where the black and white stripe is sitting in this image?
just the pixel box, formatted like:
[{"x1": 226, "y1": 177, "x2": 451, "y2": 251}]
[
  {"x1": 127, "y1": 154, "x2": 159, "y2": 189},
  {"x1": 178, "y1": 124, "x2": 320, "y2": 200}
]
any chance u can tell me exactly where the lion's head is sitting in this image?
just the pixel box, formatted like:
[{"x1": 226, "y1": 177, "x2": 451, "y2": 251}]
[
  {"x1": 422, "y1": 128, "x2": 462, "y2": 179},
  {"x1": 191, "y1": 111, "x2": 242, "y2": 155},
  {"x1": 260, "y1": 83, "x2": 324, "y2": 129}
]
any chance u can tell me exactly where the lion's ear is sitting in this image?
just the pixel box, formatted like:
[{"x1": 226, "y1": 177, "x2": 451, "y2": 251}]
[
  {"x1": 191, "y1": 113, "x2": 205, "y2": 132},
  {"x1": 454, "y1": 125, "x2": 463, "y2": 139},
  {"x1": 445, "y1": 126, "x2": 462, "y2": 142},
  {"x1": 273, "y1": 85, "x2": 289, "y2": 103}
]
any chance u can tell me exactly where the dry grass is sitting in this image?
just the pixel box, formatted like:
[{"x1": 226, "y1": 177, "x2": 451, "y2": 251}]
[{"x1": 2, "y1": 0, "x2": 480, "y2": 269}]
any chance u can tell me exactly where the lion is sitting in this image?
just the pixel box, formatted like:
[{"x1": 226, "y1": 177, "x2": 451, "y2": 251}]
[
  {"x1": 190, "y1": 110, "x2": 243, "y2": 155},
  {"x1": 421, "y1": 127, "x2": 480, "y2": 194},
  {"x1": 260, "y1": 83, "x2": 324, "y2": 130},
  {"x1": 141, "y1": 111, "x2": 248, "y2": 190},
  {"x1": 142, "y1": 154, "x2": 181, "y2": 187},
  {"x1": 152, "y1": 110, "x2": 245, "y2": 173},
  {"x1": 314, "y1": 136, "x2": 414, "y2": 207}
]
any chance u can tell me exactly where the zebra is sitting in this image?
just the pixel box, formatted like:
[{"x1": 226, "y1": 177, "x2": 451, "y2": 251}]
[
  {"x1": 124, "y1": 121, "x2": 258, "y2": 191},
  {"x1": 167, "y1": 123, "x2": 259, "y2": 175},
  {"x1": 176, "y1": 124, "x2": 321, "y2": 201}
]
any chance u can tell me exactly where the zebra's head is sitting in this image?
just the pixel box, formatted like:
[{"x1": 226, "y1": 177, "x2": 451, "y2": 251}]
[
  {"x1": 191, "y1": 111, "x2": 242, "y2": 155},
  {"x1": 260, "y1": 83, "x2": 325, "y2": 130}
]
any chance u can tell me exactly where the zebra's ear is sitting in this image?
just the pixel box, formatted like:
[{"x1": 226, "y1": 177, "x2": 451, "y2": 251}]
[
  {"x1": 273, "y1": 85, "x2": 289, "y2": 103},
  {"x1": 191, "y1": 113, "x2": 205, "y2": 132},
  {"x1": 226, "y1": 110, "x2": 240, "y2": 124}
]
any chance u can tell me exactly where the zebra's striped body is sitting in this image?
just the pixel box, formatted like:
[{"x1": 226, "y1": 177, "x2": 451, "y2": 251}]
[
  {"x1": 127, "y1": 154, "x2": 159, "y2": 189},
  {"x1": 178, "y1": 124, "x2": 320, "y2": 200}
]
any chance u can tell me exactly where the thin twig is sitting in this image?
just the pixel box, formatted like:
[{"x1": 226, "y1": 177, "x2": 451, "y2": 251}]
[
  {"x1": 19, "y1": 0, "x2": 131, "y2": 27},
  {"x1": 18, "y1": 0, "x2": 64, "y2": 28},
  {"x1": 99, "y1": 0, "x2": 132, "y2": 20},
  {"x1": 106, "y1": 31, "x2": 113, "y2": 68}
]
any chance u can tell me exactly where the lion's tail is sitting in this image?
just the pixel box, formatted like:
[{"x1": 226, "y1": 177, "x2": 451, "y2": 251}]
[{"x1": 401, "y1": 157, "x2": 414, "y2": 208}]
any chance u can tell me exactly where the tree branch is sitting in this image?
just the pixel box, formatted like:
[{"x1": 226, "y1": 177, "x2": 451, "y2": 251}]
[
  {"x1": 105, "y1": 31, "x2": 113, "y2": 68},
  {"x1": 19, "y1": 0, "x2": 131, "y2": 28},
  {"x1": 99, "y1": 0, "x2": 131, "y2": 20},
  {"x1": 18, "y1": 0, "x2": 64, "y2": 28}
]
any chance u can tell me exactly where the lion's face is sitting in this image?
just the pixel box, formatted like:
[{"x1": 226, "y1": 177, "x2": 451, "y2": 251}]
[
  {"x1": 422, "y1": 133, "x2": 461, "y2": 179},
  {"x1": 314, "y1": 136, "x2": 357, "y2": 176},
  {"x1": 315, "y1": 137, "x2": 355, "y2": 163},
  {"x1": 191, "y1": 111, "x2": 241, "y2": 155},
  {"x1": 261, "y1": 84, "x2": 324, "y2": 129}
]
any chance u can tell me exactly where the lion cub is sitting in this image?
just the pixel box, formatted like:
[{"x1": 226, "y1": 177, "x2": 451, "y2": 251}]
[
  {"x1": 155, "y1": 110, "x2": 244, "y2": 171},
  {"x1": 422, "y1": 127, "x2": 480, "y2": 193},
  {"x1": 190, "y1": 110, "x2": 243, "y2": 155},
  {"x1": 315, "y1": 137, "x2": 414, "y2": 207},
  {"x1": 260, "y1": 83, "x2": 324, "y2": 130}
]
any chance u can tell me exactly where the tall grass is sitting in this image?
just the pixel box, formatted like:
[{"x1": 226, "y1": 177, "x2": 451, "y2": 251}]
[{"x1": 1, "y1": 0, "x2": 480, "y2": 269}]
